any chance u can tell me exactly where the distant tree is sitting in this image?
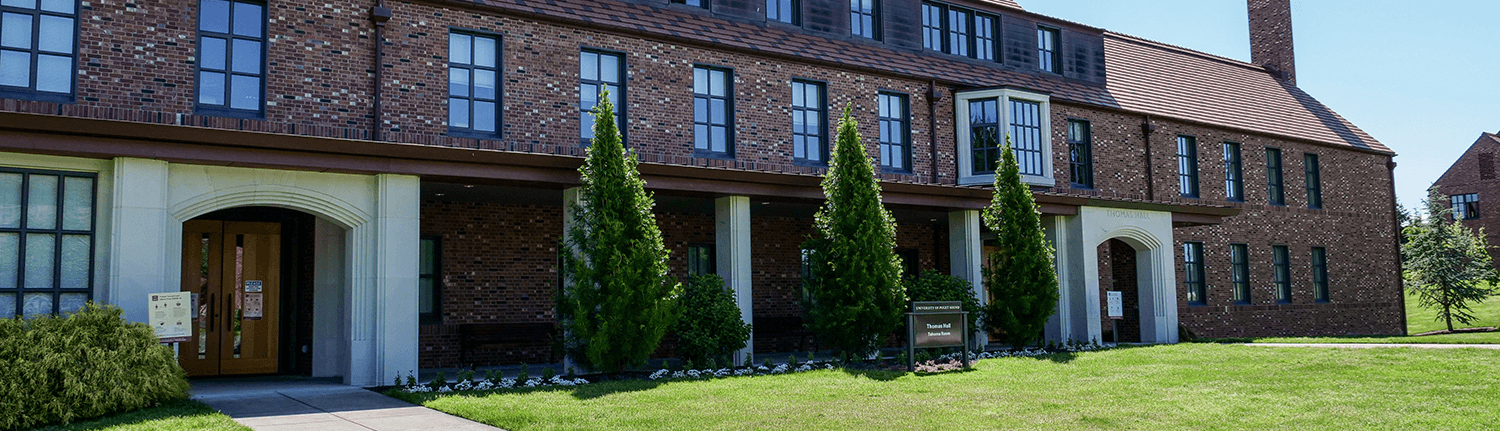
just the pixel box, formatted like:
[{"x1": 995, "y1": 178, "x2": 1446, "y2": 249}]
[
  {"x1": 1404, "y1": 187, "x2": 1499, "y2": 332},
  {"x1": 802, "y1": 105, "x2": 906, "y2": 360},
  {"x1": 982, "y1": 139, "x2": 1060, "y2": 348},
  {"x1": 558, "y1": 91, "x2": 680, "y2": 372}
]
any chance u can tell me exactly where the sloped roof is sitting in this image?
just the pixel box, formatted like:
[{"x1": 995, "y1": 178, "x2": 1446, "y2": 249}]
[
  {"x1": 977, "y1": 0, "x2": 1024, "y2": 10},
  {"x1": 1102, "y1": 33, "x2": 1389, "y2": 153}
]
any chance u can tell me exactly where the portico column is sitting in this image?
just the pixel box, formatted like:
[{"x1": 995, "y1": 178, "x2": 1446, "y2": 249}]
[
  {"x1": 108, "y1": 157, "x2": 169, "y2": 324},
  {"x1": 370, "y1": 174, "x2": 419, "y2": 387},
  {"x1": 948, "y1": 209, "x2": 986, "y2": 347},
  {"x1": 716, "y1": 196, "x2": 753, "y2": 365},
  {"x1": 561, "y1": 187, "x2": 582, "y2": 372}
]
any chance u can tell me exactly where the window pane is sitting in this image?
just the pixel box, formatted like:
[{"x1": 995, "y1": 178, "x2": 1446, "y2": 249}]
[
  {"x1": 694, "y1": 124, "x2": 707, "y2": 150},
  {"x1": 474, "y1": 69, "x2": 495, "y2": 100},
  {"x1": 61, "y1": 177, "x2": 91, "y2": 231},
  {"x1": 59, "y1": 292, "x2": 86, "y2": 314},
  {"x1": 232, "y1": 2, "x2": 262, "y2": 37},
  {"x1": 200, "y1": 37, "x2": 226, "y2": 70},
  {"x1": 710, "y1": 99, "x2": 725, "y2": 124},
  {"x1": 2, "y1": 13, "x2": 32, "y2": 49},
  {"x1": 0, "y1": 293, "x2": 12, "y2": 319},
  {"x1": 23, "y1": 292, "x2": 50, "y2": 316},
  {"x1": 0, "y1": 233, "x2": 16, "y2": 289},
  {"x1": 420, "y1": 240, "x2": 435, "y2": 274},
  {"x1": 0, "y1": 50, "x2": 29, "y2": 87},
  {"x1": 40, "y1": 0, "x2": 71, "y2": 13},
  {"x1": 229, "y1": 75, "x2": 259, "y2": 110},
  {"x1": 27, "y1": 175, "x2": 56, "y2": 229},
  {"x1": 201, "y1": 0, "x2": 230, "y2": 33},
  {"x1": 448, "y1": 34, "x2": 470, "y2": 64},
  {"x1": 600, "y1": 54, "x2": 618, "y2": 83},
  {"x1": 448, "y1": 98, "x2": 468, "y2": 128},
  {"x1": 448, "y1": 67, "x2": 468, "y2": 97},
  {"x1": 473, "y1": 101, "x2": 495, "y2": 132},
  {"x1": 231, "y1": 39, "x2": 260, "y2": 74},
  {"x1": 38, "y1": 15, "x2": 72, "y2": 54},
  {"x1": 473, "y1": 36, "x2": 495, "y2": 68},
  {"x1": 693, "y1": 68, "x2": 706, "y2": 95},
  {"x1": 0, "y1": 173, "x2": 19, "y2": 228},
  {"x1": 418, "y1": 278, "x2": 434, "y2": 314},
  {"x1": 694, "y1": 97, "x2": 706, "y2": 123},
  {"x1": 580, "y1": 112, "x2": 594, "y2": 139},
  {"x1": 35, "y1": 54, "x2": 69, "y2": 93},
  {"x1": 60, "y1": 235, "x2": 87, "y2": 289},
  {"x1": 24, "y1": 233, "x2": 54, "y2": 289},
  {"x1": 711, "y1": 126, "x2": 726, "y2": 152},
  {"x1": 580, "y1": 51, "x2": 597, "y2": 81},
  {"x1": 0, "y1": 0, "x2": 35, "y2": 9},
  {"x1": 199, "y1": 71, "x2": 225, "y2": 105},
  {"x1": 709, "y1": 70, "x2": 725, "y2": 97},
  {"x1": 580, "y1": 83, "x2": 597, "y2": 110}
]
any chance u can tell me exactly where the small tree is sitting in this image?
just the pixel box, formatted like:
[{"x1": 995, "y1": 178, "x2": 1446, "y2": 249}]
[
  {"x1": 803, "y1": 106, "x2": 906, "y2": 359},
  {"x1": 558, "y1": 91, "x2": 680, "y2": 372},
  {"x1": 674, "y1": 275, "x2": 752, "y2": 365},
  {"x1": 1404, "y1": 188, "x2": 1499, "y2": 332},
  {"x1": 983, "y1": 139, "x2": 1060, "y2": 348}
]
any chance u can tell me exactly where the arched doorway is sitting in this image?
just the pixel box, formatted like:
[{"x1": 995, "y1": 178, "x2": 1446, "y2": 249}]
[{"x1": 1097, "y1": 238, "x2": 1141, "y2": 343}]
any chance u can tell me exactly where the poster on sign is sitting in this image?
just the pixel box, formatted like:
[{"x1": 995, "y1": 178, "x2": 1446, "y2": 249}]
[
  {"x1": 149, "y1": 292, "x2": 193, "y2": 343},
  {"x1": 1107, "y1": 291, "x2": 1123, "y2": 320}
]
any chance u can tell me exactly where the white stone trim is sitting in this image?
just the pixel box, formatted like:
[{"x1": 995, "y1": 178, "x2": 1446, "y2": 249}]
[
  {"x1": 715, "y1": 196, "x2": 753, "y2": 365},
  {"x1": 954, "y1": 88, "x2": 1054, "y2": 187}
]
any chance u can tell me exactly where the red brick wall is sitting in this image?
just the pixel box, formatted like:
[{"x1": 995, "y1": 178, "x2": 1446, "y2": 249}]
[
  {"x1": 1431, "y1": 134, "x2": 1500, "y2": 271},
  {"x1": 1097, "y1": 239, "x2": 1141, "y2": 342}
]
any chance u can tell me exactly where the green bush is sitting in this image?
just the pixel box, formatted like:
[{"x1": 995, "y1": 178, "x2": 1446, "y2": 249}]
[
  {"x1": 673, "y1": 275, "x2": 752, "y2": 365},
  {"x1": 903, "y1": 270, "x2": 983, "y2": 342},
  {"x1": 0, "y1": 303, "x2": 190, "y2": 430}
]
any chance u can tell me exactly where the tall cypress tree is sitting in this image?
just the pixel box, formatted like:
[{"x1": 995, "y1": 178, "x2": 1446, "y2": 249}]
[
  {"x1": 559, "y1": 91, "x2": 680, "y2": 372},
  {"x1": 983, "y1": 138, "x2": 1060, "y2": 348},
  {"x1": 803, "y1": 105, "x2": 906, "y2": 359}
]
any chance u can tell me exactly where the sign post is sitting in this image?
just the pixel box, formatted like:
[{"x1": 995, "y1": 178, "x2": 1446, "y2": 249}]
[
  {"x1": 907, "y1": 301, "x2": 969, "y2": 372},
  {"x1": 1106, "y1": 291, "x2": 1123, "y2": 344},
  {"x1": 149, "y1": 292, "x2": 193, "y2": 344}
]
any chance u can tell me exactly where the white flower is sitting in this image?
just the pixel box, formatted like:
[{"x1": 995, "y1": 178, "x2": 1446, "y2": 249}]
[
  {"x1": 714, "y1": 369, "x2": 731, "y2": 377},
  {"x1": 686, "y1": 370, "x2": 701, "y2": 378},
  {"x1": 772, "y1": 364, "x2": 789, "y2": 373},
  {"x1": 437, "y1": 386, "x2": 453, "y2": 393},
  {"x1": 756, "y1": 365, "x2": 770, "y2": 372},
  {"x1": 573, "y1": 378, "x2": 588, "y2": 385},
  {"x1": 672, "y1": 371, "x2": 686, "y2": 378},
  {"x1": 649, "y1": 370, "x2": 670, "y2": 380},
  {"x1": 475, "y1": 381, "x2": 494, "y2": 390},
  {"x1": 795, "y1": 364, "x2": 812, "y2": 372},
  {"x1": 498, "y1": 378, "x2": 516, "y2": 388},
  {"x1": 523, "y1": 378, "x2": 542, "y2": 387}
]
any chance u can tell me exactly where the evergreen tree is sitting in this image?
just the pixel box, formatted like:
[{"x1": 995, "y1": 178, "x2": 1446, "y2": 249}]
[
  {"x1": 1404, "y1": 187, "x2": 1499, "y2": 332},
  {"x1": 982, "y1": 138, "x2": 1060, "y2": 348},
  {"x1": 558, "y1": 91, "x2": 680, "y2": 372},
  {"x1": 803, "y1": 105, "x2": 906, "y2": 359}
]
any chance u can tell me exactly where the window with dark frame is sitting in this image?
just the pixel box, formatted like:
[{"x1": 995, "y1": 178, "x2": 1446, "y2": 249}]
[
  {"x1": 767, "y1": 0, "x2": 798, "y2": 24},
  {"x1": 1224, "y1": 142, "x2": 1244, "y2": 202},
  {"x1": 1451, "y1": 193, "x2": 1479, "y2": 220},
  {"x1": 1272, "y1": 245, "x2": 1290, "y2": 303},
  {"x1": 1230, "y1": 243, "x2": 1249, "y2": 304},
  {"x1": 0, "y1": 168, "x2": 96, "y2": 318},
  {"x1": 687, "y1": 243, "x2": 715, "y2": 277},
  {"x1": 693, "y1": 65, "x2": 733, "y2": 158},
  {"x1": 1311, "y1": 247, "x2": 1328, "y2": 303},
  {"x1": 448, "y1": 31, "x2": 500, "y2": 136},
  {"x1": 1183, "y1": 242, "x2": 1205, "y2": 306},
  {"x1": 419, "y1": 236, "x2": 442, "y2": 323},
  {"x1": 1177, "y1": 135, "x2": 1198, "y2": 198},
  {"x1": 196, "y1": 0, "x2": 266, "y2": 117},
  {"x1": 947, "y1": 8, "x2": 970, "y2": 57},
  {"x1": 791, "y1": 80, "x2": 826, "y2": 164},
  {"x1": 850, "y1": 0, "x2": 879, "y2": 40},
  {"x1": 919, "y1": 2, "x2": 997, "y2": 61},
  {"x1": 1266, "y1": 148, "x2": 1285, "y2": 205},
  {"x1": 0, "y1": 0, "x2": 76, "y2": 102},
  {"x1": 878, "y1": 92, "x2": 910, "y2": 172},
  {"x1": 968, "y1": 98, "x2": 1001, "y2": 175},
  {"x1": 1037, "y1": 26, "x2": 1060, "y2": 74},
  {"x1": 1068, "y1": 119, "x2": 1093, "y2": 189},
  {"x1": 671, "y1": 0, "x2": 708, "y2": 8},
  {"x1": 974, "y1": 14, "x2": 995, "y2": 62},
  {"x1": 921, "y1": 2, "x2": 942, "y2": 51},
  {"x1": 579, "y1": 49, "x2": 624, "y2": 146},
  {"x1": 1009, "y1": 99, "x2": 1044, "y2": 176},
  {"x1": 1304, "y1": 153, "x2": 1322, "y2": 209}
]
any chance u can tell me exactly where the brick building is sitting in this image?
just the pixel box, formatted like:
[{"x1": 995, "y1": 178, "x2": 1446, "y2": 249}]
[
  {"x1": 1432, "y1": 132, "x2": 1500, "y2": 265},
  {"x1": 0, "y1": 0, "x2": 1402, "y2": 385}
]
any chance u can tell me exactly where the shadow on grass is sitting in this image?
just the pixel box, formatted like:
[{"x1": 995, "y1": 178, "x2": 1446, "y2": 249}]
[{"x1": 839, "y1": 367, "x2": 906, "y2": 381}]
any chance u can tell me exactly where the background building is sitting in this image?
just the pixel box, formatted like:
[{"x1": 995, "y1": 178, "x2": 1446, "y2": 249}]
[{"x1": 1431, "y1": 132, "x2": 1500, "y2": 268}]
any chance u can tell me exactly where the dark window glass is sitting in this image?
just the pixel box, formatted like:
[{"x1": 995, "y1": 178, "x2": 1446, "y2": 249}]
[
  {"x1": 1068, "y1": 120, "x2": 1092, "y2": 189},
  {"x1": 0, "y1": 168, "x2": 95, "y2": 318},
  {"x1": 1311, "y1": 247, "x2": 1328, "y2": 302},
  {"x1": 448, "y1": 32, "x2": 500, "y2": 136},
  {"x1": 1305, "y1": 153, "x2": 1322, "y2": 209},
  {"x1": 921, "y1": 3, "x2": 942, "y2": 51},
  {"x1": 1272, "y1": 245, "x2": 1290, "y2": 303},
  {"x1": 968, "y1": 98, "x2": 1000, "y2": 174},
  {"x1": 693, "y1": 66, "x2": 733, "y2": 157},
  {"x1": 671, "y1": 0, "x2": 707, "y2": 8},
  {"x1": 1224, "y1": 142, "x2": 1244, "y2": 202},
  {"x1": 791, "y1": 80, "x2": 826, "y2": 164},
  {"x1": 974, "y1": 15, "x2": 996, "y2": 61},
  {"x1": 1177, "y1": 136, "x2": 1198, "y2": 198},
  {"x1": 947, "y1": 9, "x2": 969, "y2": 57},
  {"x1": 878, "y1": 92, "x2": 910, "y2": 172},
  {"x1": 768, "y1": 0, "x2": 798, "y2": 24},
  {"x1": 896, "y1": 248, "x2": 919, "y2": 279},
  {"x1": 580, "y1": 49, "x2": 624, "y2": 146},
  {"x1": 1183, "y1": 242, "x2": 1205, "y2": 306},
  {"x1": 419, "y1": 237, "x2": 441, "y2": 323},
  {"x1": 851, "y1": 0, "x2": 879, "y2": 40},
  {"x1": 1451, "y1": 193, "x2": 1480, "y2": 220},
  {"x1": 688, "y1": 243, "x2": 715, "y2": 277},
  {"x1": 1009, "y1": 99, "x2": 1044, "y2": 176},
  {"x1": 1266, "y1": 148, "x2": 1284, "y2": 205},
  {"x1": 1037, "y1": 26, "x2": 1060, "y2": 73},
  {"x1": 1230, "y1": 243, "x2": 1249, "y2": 304},
  {"x1": 197, "y1": 0, "x2": 265, "y2": 116},
  {"x1": 0, "y1": 0, "x2": 76, "y2": 101}
]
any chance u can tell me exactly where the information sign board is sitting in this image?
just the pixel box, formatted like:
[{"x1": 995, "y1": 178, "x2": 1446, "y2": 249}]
[
  {"x1": 1107, "y1": 291, "x2": 1123, "y2": 320},
  {"x1": 149, "y1": 292, "x2": 193, "y2": 343}
]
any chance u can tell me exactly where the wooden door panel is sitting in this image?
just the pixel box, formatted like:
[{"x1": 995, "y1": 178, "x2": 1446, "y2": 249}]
[
  {"x1": 219, "y1": 222, "x2": 280, "y2": 375},
  {"x1": 179, "y1": 220, "x2": 223, "y2": 377}
]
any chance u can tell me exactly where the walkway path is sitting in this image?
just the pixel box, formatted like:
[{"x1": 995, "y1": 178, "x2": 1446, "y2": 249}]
[
  {"x1": 192, "y1": 378, "x2": 501, "y2": 431},
  {"x1": 1248, "y1": 343, "x2": 1500, "y2": 350}
]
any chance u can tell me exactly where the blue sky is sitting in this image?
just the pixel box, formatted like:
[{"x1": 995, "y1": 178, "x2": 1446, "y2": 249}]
[{"x1": 1023, "y1": 0, "x2": 1500, "y2": 209}]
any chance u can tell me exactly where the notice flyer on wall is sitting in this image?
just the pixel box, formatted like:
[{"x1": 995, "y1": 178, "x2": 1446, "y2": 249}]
[{"x1": 149, "y1": 292, "x2": 193, "y2": 343}]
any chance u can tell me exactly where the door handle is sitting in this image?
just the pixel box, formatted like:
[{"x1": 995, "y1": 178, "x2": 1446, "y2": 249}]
[{"x1": 207, "y1": 292, "x2": 216, "y2": 333}]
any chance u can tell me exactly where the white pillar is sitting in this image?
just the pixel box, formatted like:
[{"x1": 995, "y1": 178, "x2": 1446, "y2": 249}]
[
  {"x1": 311, "y1": 218, "x2": 348, "y2": 378},
  {"x1": 560, "y1": 187, "x2": 582, "y2": 372},
  {"x1": 369, "y1": 174, "x2": 419, "y2": 386},
  {"x1": 948, "y1": 210, "x2": 986, "y2": 347},
  {"x1": 1043, "y1": 215, "x2": 1090, "y2": 344},
  {"x1": 716, "y1": 196, "x2": 753, "y2": 366},
  {"x1": 108, "y1": 158, "x2": 169, "y2": 323}
]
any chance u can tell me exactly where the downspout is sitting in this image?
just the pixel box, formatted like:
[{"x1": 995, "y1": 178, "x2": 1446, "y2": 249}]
[
  {"x1": 370, "y1": 2, "x2": 392, "y2": 141},
  {"x1": 929, "y1": 80, "x2": 941, "y2": 185},
  {"x1": 1141, "y1": 115, "x2": 1156, "y2": 200},
  {"x1": 1389, "y1": 158, "x2": 1406, "y2": 335}
]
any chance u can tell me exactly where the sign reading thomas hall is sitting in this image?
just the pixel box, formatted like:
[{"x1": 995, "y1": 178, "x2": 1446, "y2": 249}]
[{"x1": 911, "y1": 302, "x2": 965, "y2": 348}]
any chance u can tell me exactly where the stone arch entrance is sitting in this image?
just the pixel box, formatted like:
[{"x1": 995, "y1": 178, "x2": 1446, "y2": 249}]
[
  {"x1": 1045, "y1": 206, "x2": 1179, "y2": 345},
  {"x1": 1097, "y1": 238, "x2": 1141, "y2": 343}
]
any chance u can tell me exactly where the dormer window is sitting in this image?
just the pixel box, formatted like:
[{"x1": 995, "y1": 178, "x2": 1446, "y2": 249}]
[{"x1": 955, "y1": 88, "x2": 1052, "y2": 186}]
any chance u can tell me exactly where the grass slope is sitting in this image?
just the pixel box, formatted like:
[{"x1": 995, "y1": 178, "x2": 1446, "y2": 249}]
[
  {"x1": 28, "y1": 400, "x2": 246, "y2": 431},
  {"x1": 1250, "y1": 290, "x2": 1500, "y2": 344},
  {"x1": 393, "y1": 344, "x2": 1500, "y2": 430}
]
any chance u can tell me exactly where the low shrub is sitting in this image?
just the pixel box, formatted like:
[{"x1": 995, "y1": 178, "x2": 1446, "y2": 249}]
[
  {"x1": 673, "y1": 275, "x2": 752, "y2": 365},
  {"x1": 0, "y1": 303, "x2": 190, "y2": 430}
]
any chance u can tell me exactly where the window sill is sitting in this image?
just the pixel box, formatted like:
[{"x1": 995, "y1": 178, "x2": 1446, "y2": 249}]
[
  {"x1": 1188, "y1": 302, "x2": 1208, "y2": 307},
  {"x1": 793, "y1": 159, "x2": 828, "y2": 168},
  {"x1": 195, "y1": 105, "x2": 265, "y2": 120},
  {"x1": 447, "y1": 129, "x2": 500, "y2": 140},
  {"x1": 959, "y1": 173, "x2": 1053, "y2": 187},
  {"x1": 0, "y1": 89, "x2": 74, "y2": 104},
  {"x1": 693, "y1": 149, "x2": 734, "y2": 160},
  {"x1": 882, "y1": 166, "x2": 914, "y2": 175}
]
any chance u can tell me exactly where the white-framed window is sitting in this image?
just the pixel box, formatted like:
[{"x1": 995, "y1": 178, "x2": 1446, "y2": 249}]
[{"x1": 954, "y1": 88, "x2": 1052, "y2": 186}]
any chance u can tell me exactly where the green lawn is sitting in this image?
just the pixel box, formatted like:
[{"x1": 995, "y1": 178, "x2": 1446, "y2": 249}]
[
  {"x1": 391, "y1": 344, "x2": 1500, "y2": 430},
  {"x1": 1244, "y1": 290, "x2": 1500, "y2": 344},
  {"x1": 27, "y1": 400, "x2": 246, "y2": 431}
]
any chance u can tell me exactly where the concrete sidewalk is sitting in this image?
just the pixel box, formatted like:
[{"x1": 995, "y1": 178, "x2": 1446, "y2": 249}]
[
  {"x1": 1248, "y1": 343, "x2": 1500, "y2": 350},
  {"x1": 192, "y1": 377, "x2": 501, "y2": 431}
]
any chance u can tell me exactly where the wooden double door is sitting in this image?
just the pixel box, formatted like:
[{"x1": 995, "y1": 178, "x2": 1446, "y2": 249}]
[{"x1": 179, "y1": 220, "x2": 281, "y2": 377}]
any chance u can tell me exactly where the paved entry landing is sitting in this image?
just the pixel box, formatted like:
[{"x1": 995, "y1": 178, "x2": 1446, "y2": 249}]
[{"x1": 191, "y1": 377, "x2": 500, "y2": 431}]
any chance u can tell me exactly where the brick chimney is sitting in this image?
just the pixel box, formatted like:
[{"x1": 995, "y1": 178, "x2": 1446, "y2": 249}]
[{"x1": 1248, "y1": 0, "x2": 1296, "y2": 85}]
